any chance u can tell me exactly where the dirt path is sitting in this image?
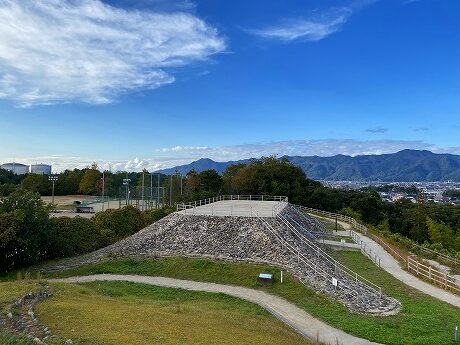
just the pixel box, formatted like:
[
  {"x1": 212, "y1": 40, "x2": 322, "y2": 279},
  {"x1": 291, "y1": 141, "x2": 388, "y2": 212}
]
[
  {"x1": 310, "y1": 214, "x2": 460, "y2": 309},
  {"x1": 50, "y1": 274, "x2": 382, "y2": 345}
]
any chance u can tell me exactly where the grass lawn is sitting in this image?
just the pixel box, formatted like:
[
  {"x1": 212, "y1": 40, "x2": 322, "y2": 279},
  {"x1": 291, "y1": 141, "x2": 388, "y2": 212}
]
[
  {"x1": 34, "y1": 281, "x2": 311, "y2": 345},
  {"x1": 44, "y1": 256, "x2": 460, "y2": 345}
]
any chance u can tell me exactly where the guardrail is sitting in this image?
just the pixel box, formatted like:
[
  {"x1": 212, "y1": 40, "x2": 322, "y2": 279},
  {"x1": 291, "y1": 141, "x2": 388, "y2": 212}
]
[
  {"x1": 407, "y1": 256, "x2": 460, "y2": 294},
  {"x1": 276, "y1": 213, "x2": 383, "y2": 296}
]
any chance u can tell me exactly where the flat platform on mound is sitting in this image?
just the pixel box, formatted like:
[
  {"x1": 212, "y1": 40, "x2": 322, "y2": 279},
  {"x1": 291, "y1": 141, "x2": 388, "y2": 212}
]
[{"x1": 178, "y1": 200, "x2": 285, "y2": 217}]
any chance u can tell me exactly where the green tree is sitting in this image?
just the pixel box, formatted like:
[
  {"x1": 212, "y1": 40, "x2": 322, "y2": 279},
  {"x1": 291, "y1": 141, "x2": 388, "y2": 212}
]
[
  {"x1": 79, "y1": 165, "x2": 101, "y2": 195},
  {"x1": 0, "y1": 190, "x2": 57, "y2": 271},
  {"x1": 20, "y1": 174, "x2": 51, "y2": 195},
  {"x1": 54, "y1": 217, "x2": 101, "y2": 256}
]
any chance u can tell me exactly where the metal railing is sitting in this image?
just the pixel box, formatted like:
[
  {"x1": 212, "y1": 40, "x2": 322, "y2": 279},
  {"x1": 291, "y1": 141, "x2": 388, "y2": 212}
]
[
  {"x1": 296, "y1": 204, "x2": 460, "y2": 295},
  {"x1": 257, "y1": 215, "x2": 384, "y2": 301},
  {"x1": 295, "y1": 204, "x2": 407, "y2": 263},
  {"x1": 176, "y1": 195, "x2": 289, "y2": 217},
  {"x1": 350, "y1": 230, "x2": 381, "y2": 267},
  {"x1": 276, "y1": 212, "x2": 383, "y2": 296}
]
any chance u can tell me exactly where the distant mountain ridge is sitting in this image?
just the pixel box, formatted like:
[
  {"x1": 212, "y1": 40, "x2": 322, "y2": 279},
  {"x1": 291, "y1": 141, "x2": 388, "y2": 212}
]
[{"x1": 156, "y1": 150, "x2": 460, "y2": 182}]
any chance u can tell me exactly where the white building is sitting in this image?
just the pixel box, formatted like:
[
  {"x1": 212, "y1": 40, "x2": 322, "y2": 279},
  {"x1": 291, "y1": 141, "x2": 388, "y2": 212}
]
[
  {"x1": 0, "y1": 162, "x2": 29, "y2": 175},
  {"x1": 30, "y1": 164, "x2": 52, "y2": 175}
]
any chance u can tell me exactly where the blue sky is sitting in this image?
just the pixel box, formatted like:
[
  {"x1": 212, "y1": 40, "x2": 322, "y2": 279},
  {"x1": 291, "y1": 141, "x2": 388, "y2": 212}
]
[{"x1": 0, "y1": 0, "x2": 459, "y2": 171}]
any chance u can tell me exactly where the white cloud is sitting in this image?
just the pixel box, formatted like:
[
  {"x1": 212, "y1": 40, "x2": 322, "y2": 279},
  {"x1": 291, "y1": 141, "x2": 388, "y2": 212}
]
[
  {"x1": 6, "y1": 139, "x2": 460, "y2": 173},
  {"x1": 158, "y1": 146, "x2": 210, "y2": 153},
  {"x1": 0, "y1": 0, "x2": 225, "y2": 106},
  {"x1": 246, "y1": 8, "x2": 351, "y2": 42}
]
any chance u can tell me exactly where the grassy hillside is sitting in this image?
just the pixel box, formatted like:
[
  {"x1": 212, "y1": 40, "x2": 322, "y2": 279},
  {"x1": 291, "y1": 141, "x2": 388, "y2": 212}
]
[
  {"x1": 0, "y1": 278, "x2": 310, "y2": 345},
  {"x1": 44, "y1": 256, "x2": 460, "y2": 345},
  {"x1": 35, "y1": 281, "x2": 310, "y2": 345}
]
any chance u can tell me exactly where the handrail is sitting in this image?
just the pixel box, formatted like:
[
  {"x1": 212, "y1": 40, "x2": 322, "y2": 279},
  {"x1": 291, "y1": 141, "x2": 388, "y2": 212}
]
[
  {"x1": 276, "y1": 212, "x2": 383, "y2": 296},
  {"x1": 257, "y1": 215, "x2": 363, "y2": 299},
  {"x1": 177, "y1": 195, "x2": 288, "y2": 212},
  {"x1": 294, "y1": 204, "x2": 407, "y2": 263}
]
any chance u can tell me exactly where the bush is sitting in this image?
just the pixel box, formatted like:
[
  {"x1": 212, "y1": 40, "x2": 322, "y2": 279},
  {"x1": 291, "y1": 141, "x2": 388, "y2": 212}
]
[
  {"x1": 94, "y1": 206, "x2": 145, "y2": 239},
  {"x1": 143, "y1": 207, "x2": 174, "y2": 225},
  {"x1": 54, "y1": 216, "x2": 101, "y2": 257}
]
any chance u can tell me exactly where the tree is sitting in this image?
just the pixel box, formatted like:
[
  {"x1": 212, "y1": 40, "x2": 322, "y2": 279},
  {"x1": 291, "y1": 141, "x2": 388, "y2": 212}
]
[
  {"x1": 54, "y1": 217, "x2": 101, "y2": 256},
  {"x1": 79, "y1": 166, "x2": 101, "y2": 195},
  {"x1": 0, "y1": 190, "x2": 57, "y2": 271},
  {"x1": 20, "y1": 174, "x2": 51, "y2": 195}
]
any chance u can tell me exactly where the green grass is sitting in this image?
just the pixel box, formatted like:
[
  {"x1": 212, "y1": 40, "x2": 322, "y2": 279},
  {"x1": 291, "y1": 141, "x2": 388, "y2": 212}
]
[
  {"x1": 44, "y1": 256, "x2": 460, "y2": 345},
  {"x1": 34, "y1": 281, "x2": 311, "y2": 345}
]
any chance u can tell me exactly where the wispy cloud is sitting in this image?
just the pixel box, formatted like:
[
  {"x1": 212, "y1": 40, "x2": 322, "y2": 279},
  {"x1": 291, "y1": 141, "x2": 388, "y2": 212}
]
[
  {"x1": 0, "y1": 0, "x2": 225, "y2": 106},
  {"x1": 412, "y1": 127, "x2": 430, "y2": 132},
  {"x1": 7, "y1": 139, "x2": 460, "y2": 172},
  {"x1": 246, "y1": 7, "x2": 351, "y2": 42},
  {"x1": 365, "y1": 126, "x2": 389, "y2": 133}
]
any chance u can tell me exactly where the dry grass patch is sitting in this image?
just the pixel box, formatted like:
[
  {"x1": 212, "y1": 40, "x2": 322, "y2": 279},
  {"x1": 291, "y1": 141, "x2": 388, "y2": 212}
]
[{"x1": 35, "y1": 281, "x2": 312, "y2": 345}]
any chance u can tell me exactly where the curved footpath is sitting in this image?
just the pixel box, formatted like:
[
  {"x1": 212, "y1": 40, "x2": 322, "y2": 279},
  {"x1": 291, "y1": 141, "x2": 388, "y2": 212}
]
[
  {"x1": 50, "y1": 274, "x2": 382, "y2": 345},
  {"x1": 310, "y1": 213, "x2": 460, "y2": 309}
]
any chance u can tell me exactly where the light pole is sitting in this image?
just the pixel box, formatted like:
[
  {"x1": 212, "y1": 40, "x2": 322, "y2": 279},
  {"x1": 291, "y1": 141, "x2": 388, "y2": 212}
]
[
  {"x1": 101, "y1": 171, "x2": 105, "y2": 211},
  {"x1": 141, "y1": 172, "x2": 145, "y2": 211},
  {"x1": 123, "y1": 178, "x2": 131, "y2": 206},
  {"x1": 49, "y1": 175, "x2": 58, "y2": 208}
]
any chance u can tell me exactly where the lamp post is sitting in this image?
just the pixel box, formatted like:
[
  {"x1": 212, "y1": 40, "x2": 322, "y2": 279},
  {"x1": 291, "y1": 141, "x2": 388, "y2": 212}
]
[
  {"x1": 123, "y1": 178, "x2": 131, "y2": 206},
  {"x1": 49, "y1": 175, "x2": 58, "y2": 207}
]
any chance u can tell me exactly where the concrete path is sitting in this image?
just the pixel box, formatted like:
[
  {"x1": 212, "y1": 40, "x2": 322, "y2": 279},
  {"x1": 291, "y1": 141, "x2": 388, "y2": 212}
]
[
  {"x1": 357, "y1": 235, "x2": 460, "y2": 308},
  {"x1": 310, "y1": 214, "x2": 460, "y2": 309},
  {"x1": 50, "y1": 274, "x2": 382, "y2": 345}
]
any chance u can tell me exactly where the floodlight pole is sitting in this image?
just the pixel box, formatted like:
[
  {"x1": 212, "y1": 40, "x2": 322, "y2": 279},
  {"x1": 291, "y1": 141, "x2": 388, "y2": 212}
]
[
  {"x1": 150, "y1": 173, "x2": 153, "y2": 209},
  {"x1": 141, "y1": 172, "x2": 145, "y2": 211},
  {"x1": 48, "y1": 175, "x2": 58, "y2": 207},
  {"x1": 102, "y1": 171, "x2": 105, "y2": 211},
  {"x1": 157, "y1": 173, "x2": 160, "y2": 208}
]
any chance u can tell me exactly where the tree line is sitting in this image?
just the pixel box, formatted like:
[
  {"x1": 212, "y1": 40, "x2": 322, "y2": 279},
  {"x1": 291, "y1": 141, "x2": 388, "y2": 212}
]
[{"x1": 1, "y1": 156, "x2": 459, "y2": 273}]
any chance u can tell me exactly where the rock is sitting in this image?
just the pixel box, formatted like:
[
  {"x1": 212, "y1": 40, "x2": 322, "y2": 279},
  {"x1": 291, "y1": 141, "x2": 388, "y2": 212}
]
[
  {"x1": 7, "y1": 312, "x2": 13, "y2": 319},
  {"x1": 65, "y1": 339, "x2": 73, "y2": 344}
]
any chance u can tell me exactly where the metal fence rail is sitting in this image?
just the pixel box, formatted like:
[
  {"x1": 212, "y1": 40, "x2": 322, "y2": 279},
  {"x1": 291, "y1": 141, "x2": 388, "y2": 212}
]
[
  {"x1": 176, "y1": 195, "x2": 289, "y2": 217},
  {"x1": 276, "y1": 213, "x2": 383, "y2": 296},
  {"x1": 257, "y1": 215, "x2": 365, "y2": 299}
]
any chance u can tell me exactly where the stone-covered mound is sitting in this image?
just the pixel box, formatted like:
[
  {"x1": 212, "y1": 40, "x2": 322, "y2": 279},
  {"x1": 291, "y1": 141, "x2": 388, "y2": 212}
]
[{"x1": 43, "y1": 212, "x2": 399, "y2": 315}]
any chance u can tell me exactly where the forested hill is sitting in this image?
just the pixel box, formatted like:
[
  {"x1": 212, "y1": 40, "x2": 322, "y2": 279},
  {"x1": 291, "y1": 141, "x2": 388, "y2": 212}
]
[{"x1": 157, "y1": 150, "x2": 460, "y2": 181}]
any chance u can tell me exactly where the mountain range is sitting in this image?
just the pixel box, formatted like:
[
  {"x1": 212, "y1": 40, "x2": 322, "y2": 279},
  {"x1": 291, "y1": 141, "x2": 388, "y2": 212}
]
[{"x1": 156, "y1": 150, "x2": 460, "y2": 182}]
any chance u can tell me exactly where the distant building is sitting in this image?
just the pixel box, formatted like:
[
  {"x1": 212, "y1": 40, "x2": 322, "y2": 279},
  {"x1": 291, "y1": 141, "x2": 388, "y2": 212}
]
[
  {"x1": 0, "y1": 162, "x2": 29, "y2": 175},
  {"x1": 30, "y1": 164, "x2": 52, "y2": 175}
]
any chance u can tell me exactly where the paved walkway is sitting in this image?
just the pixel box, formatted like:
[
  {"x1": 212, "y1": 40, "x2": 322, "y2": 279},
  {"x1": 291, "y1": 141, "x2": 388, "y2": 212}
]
[
  {"x1": 309, "y1": 214, "x2": 460, "y2": 308},
  {"x1": 50, "y1": 274, "x2": 382, "y2": 345}
]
